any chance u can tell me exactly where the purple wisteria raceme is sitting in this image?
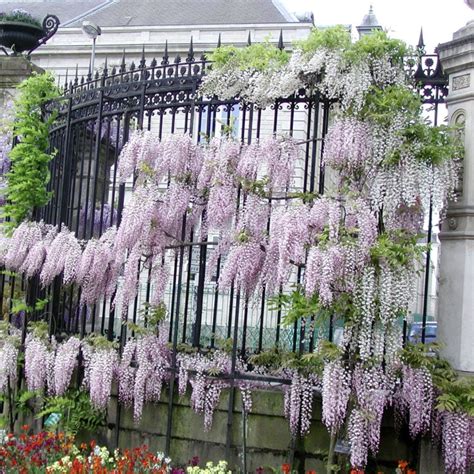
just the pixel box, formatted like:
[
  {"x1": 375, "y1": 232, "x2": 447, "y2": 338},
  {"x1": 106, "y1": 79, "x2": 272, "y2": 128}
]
[
  {"x1": 323, "y1": 118, "x2": 372, "y2": 179},
  {"x1": 114, "y1": 184, "x2": 160, "y2": 258},
  {"x1": 218, "y1": 195, "x2": 269, "y2": 294},
  {"x1": 4, "y1": 221, "x2": 43, "y2": 270},
  {"x1": 259, "y1": 136, "x2": 299, "y2": 191},
  {"x1": 0, "y1": 338, "x2": 19, "y2": 394},
  {"x1": 305, "y1": 244, "x2": 345, "y2": 305},
  {"x1": 400, "y1": 364, "x2": 433, "y2": 438},
  {"x1": 263, "y1": 204, "x2": 311, "y2": 291},
  {"x1": 76, "y1": 227, "x2": 117, "y2": 305},
  {"x1": 19, "y1": 225, "x2": 57, "y2": 278},
  {"x1": 202, "y1": 138, "x2": 241, "y2": 231},
  {"x1": 40, "y1": 226, "x2": 82, "y2": 287},
  {"x1": 24, "y1": 332, "x2": 54, "y2": 393},
  {"x1": 182, "y1": 350, "x2": 231, "y2": 431},
  {"x1": 284, "y1": 372, "x2": 318, "y2": 437},
  {"x1": 82, "y1": 343, "x2": 119, "y2": 411},
  {"x1": 53, "y1": 336, "x2": 81, "y2": 396},
  {"x1": 117, "y1": 338, "x2": 137, "y2": 408},
  {"x1": 159, "y1": 134, "x2": 203, "y2": 183},
  {"x1": 236, "y1": 143, "x2": 260, "y2": 182},
  {"x1": 442, "y1": 411, "x2": 471, "y2": 474},
  {"x1": 348, "y1": 408, "x2": 370, "y2": 469},
  {"x1": 132, "y1": 330, "x2": 170, "y2": 422},
  {"x1": 157, "y1": 183, "x2": 192, "y2": 239},
  {"x1": 353, "y1": 364, "x2": 388, "y2": 455},
  {"x1": 117, "y1": 130, "x2": 154, "y2": 183},
  {"x1": 322, "y1": 359, "x2": 351, "y2": 434},
  {"x1": 150, "y1": 254, "x2": 170, "y2": 306}
]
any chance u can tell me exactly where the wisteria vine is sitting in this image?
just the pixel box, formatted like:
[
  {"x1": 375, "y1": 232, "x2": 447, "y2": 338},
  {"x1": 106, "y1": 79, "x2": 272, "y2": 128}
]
[{"x1": 0, "y1": 26, "x2": 469, "y2": 474}]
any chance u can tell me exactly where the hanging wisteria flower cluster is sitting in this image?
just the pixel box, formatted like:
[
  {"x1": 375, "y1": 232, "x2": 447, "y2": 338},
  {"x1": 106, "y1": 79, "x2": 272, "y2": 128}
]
[
  {"x1": 0, "y1": 133, "x2": 301, "y2": 319},
  {"x1": 0, "y1": 323, "x2": 20, "y2": 394}
]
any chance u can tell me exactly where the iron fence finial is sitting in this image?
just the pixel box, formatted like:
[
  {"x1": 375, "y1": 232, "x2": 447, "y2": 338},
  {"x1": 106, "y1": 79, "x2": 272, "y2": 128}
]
[
  {"x1": 187, "y1": 36, "x2": 194, "y2": 62},
  {"x1": 278, "y1": 29, "x2": 284, "y2": 50},
  {"x1": 162, "y1": 40, "x2": 169, "y2": 65}
]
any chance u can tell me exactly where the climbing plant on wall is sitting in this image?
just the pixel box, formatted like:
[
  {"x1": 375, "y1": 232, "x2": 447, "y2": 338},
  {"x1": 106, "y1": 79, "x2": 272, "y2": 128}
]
[{"x1": 3, "y1": 72, "x2": 58, "y2": 230}]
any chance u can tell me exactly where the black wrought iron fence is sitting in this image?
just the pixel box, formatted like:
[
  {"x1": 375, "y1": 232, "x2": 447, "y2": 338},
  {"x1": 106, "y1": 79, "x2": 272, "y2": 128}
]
[
  {"x1": 0, "y1": 31, "x2": 450, "y2": 462},
  {"x1": 1, "y1": 34, "x2": 449, "y2": 353}
]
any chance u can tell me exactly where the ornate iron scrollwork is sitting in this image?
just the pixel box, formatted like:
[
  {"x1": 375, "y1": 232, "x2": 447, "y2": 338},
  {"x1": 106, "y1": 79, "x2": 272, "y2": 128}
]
[{"x1": 27, "y1": 14, "x2": 60, "y2": 57}]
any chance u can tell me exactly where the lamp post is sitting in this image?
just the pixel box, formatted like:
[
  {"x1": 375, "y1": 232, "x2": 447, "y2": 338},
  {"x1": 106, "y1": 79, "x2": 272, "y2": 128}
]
[{"x1": 81, "y1": 21, "x2": 101, "y2": 74}]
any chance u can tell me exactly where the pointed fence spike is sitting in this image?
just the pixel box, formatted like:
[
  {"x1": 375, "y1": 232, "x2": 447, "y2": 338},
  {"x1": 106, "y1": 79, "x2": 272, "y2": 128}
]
[
  {"x1": 217, "y1": 33, "x2": 221, "y2": 48},
  {"x1": 120, "y1": 49, "x2": 126, "y2": 72},
  {"x1": 247, "y1": 31, "x2": 252, "y2": 46},
  {"x1": 162, "y1": 40, "x2": 169, "y2": 65},
  {"x1": 139, "y1": 44, "x2": 146, "y2": 68},
  {"x1": 418, "y1": 28, "x2": 425, "y2": 47},
  {"x1": 187, "y1": 36, "x2": 194, "y2": 62},
  {"x1": 278, "y1": 29, "x2": 284, "y2": 50},
  {"x1": 103, "y1": 56, "x2": 108, "y2": 76}
]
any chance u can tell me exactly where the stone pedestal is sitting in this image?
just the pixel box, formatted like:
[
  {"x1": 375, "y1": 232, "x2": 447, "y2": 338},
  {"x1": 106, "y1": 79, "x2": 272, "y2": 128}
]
[
  {"x1": 0, "y1": 56, "x2": 44, "y2": 137},
  {"x1": 0, "y1": 55, "x2": 43, "y2": 103},
  {"x1": 437, "y1": 21, "x2": 474, "y2": 373}
]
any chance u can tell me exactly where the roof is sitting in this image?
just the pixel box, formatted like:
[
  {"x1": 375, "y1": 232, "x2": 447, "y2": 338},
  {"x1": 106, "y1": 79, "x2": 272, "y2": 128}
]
[
  {"x1": 0, "y1": 0, "x2": 302, "y2": 28},
  {"x1": 358, "y1": 5, "x2": 380, "y2": 28}
]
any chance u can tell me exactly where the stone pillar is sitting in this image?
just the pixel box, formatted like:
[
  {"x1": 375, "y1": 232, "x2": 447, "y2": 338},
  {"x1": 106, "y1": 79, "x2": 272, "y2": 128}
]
[
  {"x1": 437, "y1": 21, "x2": 474, "y2": 374},
  {"x1": 0, "y1": 55, "x2": 43, "y2": 106}
]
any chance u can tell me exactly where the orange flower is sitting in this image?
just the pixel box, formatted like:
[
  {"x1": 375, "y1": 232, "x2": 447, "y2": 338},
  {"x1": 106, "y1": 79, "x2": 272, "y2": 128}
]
[
  {"x1": 407, "y1": 470, "x2": 416, "y2": 474},
  {"x1": 398, "y1": 460, "x2": 409, "y2": 470},
  {"x1": 282, "y1": 464, "x2": 291, "y2": 474},
  {"x1": 306, "y1": 470, "x2": 317, "y2": 474}
]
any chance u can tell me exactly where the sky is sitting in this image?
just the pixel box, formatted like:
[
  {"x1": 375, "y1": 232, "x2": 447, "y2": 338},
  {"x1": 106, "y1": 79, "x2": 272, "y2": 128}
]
[{"x1": 281, "y1": 0, "x2": 472, "y2": 51}]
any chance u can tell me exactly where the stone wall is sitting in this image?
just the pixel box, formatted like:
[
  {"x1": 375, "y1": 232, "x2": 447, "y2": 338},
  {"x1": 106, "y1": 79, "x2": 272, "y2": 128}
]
[{"x1": 95, "y1": 387, "x2": 412, "y2": 473}]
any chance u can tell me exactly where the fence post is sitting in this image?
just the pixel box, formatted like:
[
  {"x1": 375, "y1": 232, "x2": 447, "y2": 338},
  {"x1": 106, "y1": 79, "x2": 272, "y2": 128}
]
[{"x1": 437, "y1": 20, "x2": 474, "y2": 374}]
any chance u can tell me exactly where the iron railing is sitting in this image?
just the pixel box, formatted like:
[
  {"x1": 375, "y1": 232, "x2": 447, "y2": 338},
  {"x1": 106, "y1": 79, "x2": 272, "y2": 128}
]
[{"x1": 0, "y1": 32, "x2": 448, "y2": 457}]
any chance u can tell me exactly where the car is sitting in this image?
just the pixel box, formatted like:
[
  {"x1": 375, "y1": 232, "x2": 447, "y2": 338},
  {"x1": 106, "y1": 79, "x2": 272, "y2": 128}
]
[{"x1": 407, "y1": 321, "x2": 437, "y2": 344}]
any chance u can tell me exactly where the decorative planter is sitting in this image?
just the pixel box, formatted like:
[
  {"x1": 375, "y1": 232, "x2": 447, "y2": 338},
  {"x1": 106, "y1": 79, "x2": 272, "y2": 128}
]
[{"x1": 0, "y1": 21, "x2": 45, "y2": 54}]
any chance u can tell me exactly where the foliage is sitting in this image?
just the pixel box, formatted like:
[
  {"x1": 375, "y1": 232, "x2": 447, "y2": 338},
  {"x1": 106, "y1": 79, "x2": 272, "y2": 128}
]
[
  {"x1": 0, "y1": 9, "x2": 42, "y2": 28},
  {"x1": 11, "y1": 296, "x2": 48, "y2": 317},
  {"x1": 401, "y1": 343, "x2": 474, "y2": 416},
  {"x1": 360, "y1": 85, "x2": 421, "y2": 125},
  {"x1": 296, "y1": 25, "x2": 351, "y2": 53},
  {"x1": 207, "y1": 40, "x2": 289, "y2": 71},
  {"x1": 344, "y1": 30, "x2": 409, "y2": 64},
  {"x1": 370, "y1": 232, "x2": 424, "y2": 268},
  {"x1": 27, "y1": 320, "x2": 49, "y2": 340},
  {"x1": 394, "y1": 123, "x2": 465, "y2": 166},
  {"x1": 3, "y1": 72, "x2": 59, "y2": 229},
  {"x1": 83, "y1": 333, "x2": 118, "y2": 351},
  {"x1": 36, "y1": 390, "x2": 106, "y2": 435}
]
